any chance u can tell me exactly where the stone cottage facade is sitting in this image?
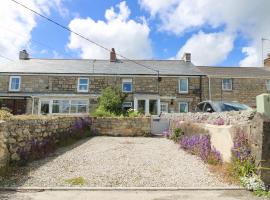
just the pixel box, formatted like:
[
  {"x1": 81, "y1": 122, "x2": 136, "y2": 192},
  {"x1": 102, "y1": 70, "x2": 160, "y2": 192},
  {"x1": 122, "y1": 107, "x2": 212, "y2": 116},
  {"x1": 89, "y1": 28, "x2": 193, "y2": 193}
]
[{"x1": 0, "y1": 50, "x2": 270, "y2": 115}]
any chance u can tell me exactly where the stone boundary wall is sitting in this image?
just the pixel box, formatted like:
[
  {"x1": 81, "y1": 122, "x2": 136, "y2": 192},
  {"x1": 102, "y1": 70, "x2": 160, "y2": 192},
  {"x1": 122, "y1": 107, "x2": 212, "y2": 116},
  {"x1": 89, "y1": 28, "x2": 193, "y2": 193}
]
[
  {"x1": 0, "y1": 115, "x2": 91, "y2": 170},
  {"x1": 91, "y1": 117, "x2": 151, "y2": 137},
  {"x1": 164, "y1": 111, "x2": 270, "y2": 185},
  {"x1": 163, "y1": 110, "x2": 256, "y2": 126}
]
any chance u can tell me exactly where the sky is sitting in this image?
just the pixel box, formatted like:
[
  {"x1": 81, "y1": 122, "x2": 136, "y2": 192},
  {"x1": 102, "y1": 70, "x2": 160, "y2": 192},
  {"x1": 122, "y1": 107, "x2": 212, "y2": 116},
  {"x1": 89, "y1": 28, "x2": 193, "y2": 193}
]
[{"x1": 1, "y1": 0, "x2": 270, "y2": 67}]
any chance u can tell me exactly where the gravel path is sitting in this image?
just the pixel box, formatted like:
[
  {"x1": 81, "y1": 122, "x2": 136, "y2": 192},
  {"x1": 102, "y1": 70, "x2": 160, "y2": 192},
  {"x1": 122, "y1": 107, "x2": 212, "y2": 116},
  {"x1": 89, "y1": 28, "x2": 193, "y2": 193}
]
[{"x1": 1, "y1": 137, "x2": 232, "y2": 187}]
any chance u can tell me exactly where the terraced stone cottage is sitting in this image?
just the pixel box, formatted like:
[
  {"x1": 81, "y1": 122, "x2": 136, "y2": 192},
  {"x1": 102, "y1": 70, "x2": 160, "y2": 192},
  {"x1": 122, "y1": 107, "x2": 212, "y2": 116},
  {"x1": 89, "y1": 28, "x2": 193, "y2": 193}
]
[{"x1": 0, "y1": 49, "x2": 270, "y2": 115}]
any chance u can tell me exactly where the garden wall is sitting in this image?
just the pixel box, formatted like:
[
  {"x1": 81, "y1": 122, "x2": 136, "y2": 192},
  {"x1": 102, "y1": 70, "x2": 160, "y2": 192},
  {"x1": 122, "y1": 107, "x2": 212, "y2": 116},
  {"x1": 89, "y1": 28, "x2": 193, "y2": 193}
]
[
  {"x1": 164, "y1": 111, "x2": 270, "y2": 185},
  {"x1": 91, "y1": 117, "x2": 151, "y2": 136},
  {"x1": 0, "y1": 115, "x2": 91, "y2": 170}
]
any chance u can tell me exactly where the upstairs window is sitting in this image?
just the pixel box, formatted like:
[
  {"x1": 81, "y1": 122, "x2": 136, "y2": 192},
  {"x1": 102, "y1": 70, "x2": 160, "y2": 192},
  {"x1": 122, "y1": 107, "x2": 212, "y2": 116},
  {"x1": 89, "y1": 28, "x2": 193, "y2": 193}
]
[
  {"x1": 266, "y1": 80, "x2": 270, "y2": 91},
  {"x1": 179, "y1": 78, "x2": 188, "y2": 93},
  {"x1": 222, "y1": 79, "x2": 232, "y2": 91},
  {"x1": 9, "y1": 76, "x2": 21, "y2": 91},
  {"x1": 77, "y1": 78, "x2": 89, "y2": 92},
  {"x1": 122, "y1": 79, "x2": 132, "y2": 93}
]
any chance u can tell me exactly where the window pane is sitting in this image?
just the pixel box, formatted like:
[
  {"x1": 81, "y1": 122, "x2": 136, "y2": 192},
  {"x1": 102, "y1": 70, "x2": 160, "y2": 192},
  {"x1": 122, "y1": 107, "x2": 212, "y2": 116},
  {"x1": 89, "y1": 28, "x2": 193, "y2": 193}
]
[
  {"x1": 123, "y1": 83, "x2": 132, "y2": 92},
  {"x1": 180, "y1": 103, "x2": 188, "y2": 113},
  {"x1": 41, "y1": 101, "x2": 50, "y2": 114},
  {"x1": 180, "y1": 79, "x2": 188, "y2": 92},
  {"x1": 79, "y1": 79, "x2": 88, "y2": 85},
  {"x1": 78, "y1": 105, "x2": 87, "y2": 113},
  {"x1": 267, "y1": 80, "x2": 270, "y2": 90},
  {"x1": 11, "y1": 78, "x2": 20, "y2": 90},
  {"x1": 79, "y1": 85, "x2": 88, "y2": 91},
  {"x1": 52, "y1": 104, "x2": 59, "y2": 113}
]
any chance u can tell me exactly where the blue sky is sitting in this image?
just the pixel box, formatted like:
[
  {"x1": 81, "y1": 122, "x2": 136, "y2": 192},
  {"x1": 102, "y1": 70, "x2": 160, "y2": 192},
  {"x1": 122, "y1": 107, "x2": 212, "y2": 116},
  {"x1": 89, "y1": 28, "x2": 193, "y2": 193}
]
[{"x1": 1, "y1": 0, "x2": 270, "y2": 66}]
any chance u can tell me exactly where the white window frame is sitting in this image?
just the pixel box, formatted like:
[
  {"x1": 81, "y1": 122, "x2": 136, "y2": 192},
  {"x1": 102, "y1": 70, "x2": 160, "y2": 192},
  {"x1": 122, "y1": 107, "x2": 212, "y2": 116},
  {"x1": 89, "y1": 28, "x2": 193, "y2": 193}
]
[
  {"x1": 160, "y1": 102, "x2": 169, "y2": 113},
  {"x1": 179, "y1": 102, "x2": 188, "y2": 113},
  {"x1": 266, "y1": 80, "x2": 270, "y2": 91},
  {"x1": 222, "y1": 79, "x2": 232, "y2": 91},
  {"x1": 38, "y1": 99, "x2": 89, "y2": 115},
  {"x1": 122, "y1": 102, "x2": 133, "y2": 108},
  {"x1": 9, "y1": 76, "x2": 21, "y2": 91},
  {"x1": 122, "y1": 78, "x2": 133, "y2": 93},
  {"x1": 77, "y1": 78, "x2": 89, "y2": 93},
  {"x1": 179, "y1": 78, "x2": 189, "y2": 94}
]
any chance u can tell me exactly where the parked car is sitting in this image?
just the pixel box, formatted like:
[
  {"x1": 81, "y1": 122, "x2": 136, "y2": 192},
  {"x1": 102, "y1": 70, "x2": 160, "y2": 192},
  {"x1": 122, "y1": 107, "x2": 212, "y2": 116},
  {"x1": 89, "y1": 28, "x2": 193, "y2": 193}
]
[{"x1": 195, "y1": 101, "x2": 252, "y2": 113}]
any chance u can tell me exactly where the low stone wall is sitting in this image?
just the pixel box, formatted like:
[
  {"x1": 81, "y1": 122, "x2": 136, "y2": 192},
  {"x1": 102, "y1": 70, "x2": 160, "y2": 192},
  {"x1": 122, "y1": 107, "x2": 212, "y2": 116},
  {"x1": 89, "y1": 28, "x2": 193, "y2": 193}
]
[
  {"x1": 163, "y1": 110, "x2": 256, "y2": 126},
  {"x1": 165, "y1": 111, "x2": 270, "y2": 185},
  {"x1": 91, "y1": 117, "x2": 151, "y2": 136},
  {"x1": 0, "y1": 115, "x2": 91, "y2": 170}
]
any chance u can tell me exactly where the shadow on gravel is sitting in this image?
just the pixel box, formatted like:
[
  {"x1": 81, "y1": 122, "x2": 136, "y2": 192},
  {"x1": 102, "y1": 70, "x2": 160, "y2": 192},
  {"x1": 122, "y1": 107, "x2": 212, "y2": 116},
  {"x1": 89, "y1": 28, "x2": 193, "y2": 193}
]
[{"x1": 0, "y1": 137, "x2": 94, "y2": 187}]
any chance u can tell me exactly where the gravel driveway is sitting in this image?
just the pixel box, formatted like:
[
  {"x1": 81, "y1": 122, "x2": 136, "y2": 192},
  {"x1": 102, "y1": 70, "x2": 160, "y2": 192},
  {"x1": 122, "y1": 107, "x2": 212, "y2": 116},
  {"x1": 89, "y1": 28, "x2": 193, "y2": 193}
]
[{"x1": 1, "y1": 137, "x2": 232, "y2": 187}]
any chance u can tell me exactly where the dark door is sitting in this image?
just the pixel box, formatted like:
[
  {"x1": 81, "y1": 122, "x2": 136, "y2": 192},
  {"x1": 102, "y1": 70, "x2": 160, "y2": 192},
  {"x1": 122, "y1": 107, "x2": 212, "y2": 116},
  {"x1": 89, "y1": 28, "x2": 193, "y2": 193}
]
[{"x1": 1, "y1": 99, "x2": 27, "y2": 115}]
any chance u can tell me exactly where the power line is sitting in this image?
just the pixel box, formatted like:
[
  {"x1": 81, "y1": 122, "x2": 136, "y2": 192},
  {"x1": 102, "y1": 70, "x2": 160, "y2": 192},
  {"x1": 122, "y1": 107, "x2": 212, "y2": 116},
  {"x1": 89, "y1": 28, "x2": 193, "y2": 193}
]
[
  {"x1": 0, "y1": 53, "x2": 14, "y2": 62},
  {"x1": 9, "y1": 0, "x2": 159, "y2": 74}
]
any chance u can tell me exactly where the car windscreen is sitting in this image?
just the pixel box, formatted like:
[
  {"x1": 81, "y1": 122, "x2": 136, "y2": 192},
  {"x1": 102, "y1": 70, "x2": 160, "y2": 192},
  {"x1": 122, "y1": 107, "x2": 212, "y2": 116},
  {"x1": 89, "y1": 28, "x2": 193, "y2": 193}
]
[{"x1": 213, "y1": 102, "x2": 250, "y2": 112}]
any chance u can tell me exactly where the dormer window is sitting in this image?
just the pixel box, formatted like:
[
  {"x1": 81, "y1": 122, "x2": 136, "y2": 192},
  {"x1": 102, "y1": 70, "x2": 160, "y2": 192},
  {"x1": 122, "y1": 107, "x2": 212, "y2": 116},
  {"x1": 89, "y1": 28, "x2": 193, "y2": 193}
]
[{"x1": 9, "y1": 76, "x2": 21, "y2": 91}]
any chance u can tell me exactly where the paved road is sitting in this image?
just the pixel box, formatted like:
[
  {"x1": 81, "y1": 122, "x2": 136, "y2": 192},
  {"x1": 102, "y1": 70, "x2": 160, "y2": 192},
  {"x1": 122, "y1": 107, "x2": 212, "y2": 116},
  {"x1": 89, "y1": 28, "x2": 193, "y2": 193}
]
[{"x1": 0, "y1": 190, "x2": 264, "y2": 200}]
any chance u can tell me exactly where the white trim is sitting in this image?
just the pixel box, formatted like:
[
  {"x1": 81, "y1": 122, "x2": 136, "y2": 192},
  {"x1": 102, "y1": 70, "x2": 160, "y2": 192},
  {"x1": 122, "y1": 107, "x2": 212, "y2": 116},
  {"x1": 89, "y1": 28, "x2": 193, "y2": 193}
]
[
  {"x1": 178, "y1": 78, "x2": 189, "y2": 94},
  {"x1": 9, "y1": 76, "x2": 21, "y2": 91},
  {"x1": 77, "y1": 78, "x2": 89, "y2": 93},
  {"x1": 222, "y1": 79, "x2": 232, "y2": 91},
  {"x1": 122, "y1": 102, "x2": 133, "y2": 108},
  {"x1": 179, "y1": 102, "x2": 188, "y2": 113},
  {"x1": 38, "y1": 98, "x2": 89, "y2": 115},
  {"x1": 122, "y1": 78, "x2": 133, "y2": 93}
]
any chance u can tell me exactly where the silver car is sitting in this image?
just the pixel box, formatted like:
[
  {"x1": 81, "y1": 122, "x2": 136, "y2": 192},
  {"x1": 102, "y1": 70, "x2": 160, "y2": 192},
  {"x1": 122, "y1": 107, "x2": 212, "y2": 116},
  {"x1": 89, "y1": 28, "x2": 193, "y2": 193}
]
[{"x1": 195, "y1": 101, "x2": 252, "y2": 113}]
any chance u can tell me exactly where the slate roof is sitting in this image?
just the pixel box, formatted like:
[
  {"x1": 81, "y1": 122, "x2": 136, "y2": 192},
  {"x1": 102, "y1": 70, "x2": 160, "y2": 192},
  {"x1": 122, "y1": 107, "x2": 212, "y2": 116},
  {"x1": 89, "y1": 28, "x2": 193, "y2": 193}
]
[
  {"x1": 0, "y1": 59, "x2": 204, "y2": 76},
  {"x1": 198, "y1": 66, "x2": 270, "y2": 78}
]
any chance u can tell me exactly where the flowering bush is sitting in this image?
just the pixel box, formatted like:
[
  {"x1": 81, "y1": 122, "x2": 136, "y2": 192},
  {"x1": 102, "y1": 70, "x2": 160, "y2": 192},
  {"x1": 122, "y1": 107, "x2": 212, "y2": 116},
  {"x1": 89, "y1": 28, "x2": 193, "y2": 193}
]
[
  {"x1": 240, "y1": 174, "x2": 266, "y2": 191},
  {"x1": 180, "y1": 135, "x2": 222, "y2": 165},
  {"x1": 231, "y1": 132, "x2": 255, "y2": 178}
]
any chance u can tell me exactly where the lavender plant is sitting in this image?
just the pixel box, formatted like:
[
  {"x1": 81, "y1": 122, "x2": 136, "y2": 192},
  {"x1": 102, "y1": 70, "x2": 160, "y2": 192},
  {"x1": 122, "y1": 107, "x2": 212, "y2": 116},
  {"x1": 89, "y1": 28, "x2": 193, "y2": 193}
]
[{"x1": 180, "y1": 135, "x2": 222, "y2": 165}]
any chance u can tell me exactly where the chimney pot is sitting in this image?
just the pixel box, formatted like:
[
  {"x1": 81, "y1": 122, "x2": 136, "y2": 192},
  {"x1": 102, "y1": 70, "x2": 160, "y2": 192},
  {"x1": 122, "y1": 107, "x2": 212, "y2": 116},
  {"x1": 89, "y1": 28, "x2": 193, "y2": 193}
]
[
  {"x1": 110, "y1": 48, "x2": 117, "y2": 62},
  {"x1": 19, "y1": 50, "x2": 29, "y2": 60},
  {"x1": 182, "y1": 52, "x2": 191, "y2": 63}
]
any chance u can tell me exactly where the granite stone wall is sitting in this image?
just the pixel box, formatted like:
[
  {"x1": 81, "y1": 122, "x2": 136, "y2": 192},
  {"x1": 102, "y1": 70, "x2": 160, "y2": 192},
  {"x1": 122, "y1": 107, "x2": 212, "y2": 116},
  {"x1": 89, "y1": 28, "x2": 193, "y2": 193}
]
[
  {"x1": 0, "y1": 115, "x2": 91, "y2": 169},
  {"x1": 91, "y1": 117, "x2": 151, "y2": 137}
]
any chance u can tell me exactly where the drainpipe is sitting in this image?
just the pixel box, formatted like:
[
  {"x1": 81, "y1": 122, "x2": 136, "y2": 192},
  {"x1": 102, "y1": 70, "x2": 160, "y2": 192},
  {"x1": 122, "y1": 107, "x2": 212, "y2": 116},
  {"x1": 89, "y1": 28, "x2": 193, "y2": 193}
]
[
  {"x1": 199, "y1": 76, "x2": 202, "y2": 102},
  {"x1": 31, "y1": 96, "x2": 35, "y2": 115},
  {"x1": 208, "y1": 77, "x2": 212, "y2": 100}
]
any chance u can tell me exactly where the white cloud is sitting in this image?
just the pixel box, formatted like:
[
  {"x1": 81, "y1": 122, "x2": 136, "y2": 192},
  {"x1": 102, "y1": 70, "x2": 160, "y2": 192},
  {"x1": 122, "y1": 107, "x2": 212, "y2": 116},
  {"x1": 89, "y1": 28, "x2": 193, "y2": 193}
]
[
  {"x1": 239, "y1": 47, "x2": 260, "y2": 67},
  {"x1": 0, "y1": 0, "x2": 67, "y2": 63},
  {"x1": 140, "y1": 0, "x2": 270, "y2": 66},
  {"x1": 176, "y1": 31, "x2": 234, "y2": 65},
  {"x1": 67, "y1": 1, "x2": 152, "y2": 59}
]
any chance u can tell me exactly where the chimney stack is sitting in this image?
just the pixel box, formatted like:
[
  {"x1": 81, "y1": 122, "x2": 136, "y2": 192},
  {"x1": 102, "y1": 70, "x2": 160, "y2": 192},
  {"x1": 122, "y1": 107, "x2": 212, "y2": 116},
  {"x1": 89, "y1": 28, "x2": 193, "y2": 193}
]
[
  {"x1": 182, "y1": 52, "x2": 191, "y2": 63},
  {"x1": 110, "y1": 48, "x2": 117, "y2": 62},
  {"x1": 19, "y1": 50, "x2": 29, "y2": 60}
]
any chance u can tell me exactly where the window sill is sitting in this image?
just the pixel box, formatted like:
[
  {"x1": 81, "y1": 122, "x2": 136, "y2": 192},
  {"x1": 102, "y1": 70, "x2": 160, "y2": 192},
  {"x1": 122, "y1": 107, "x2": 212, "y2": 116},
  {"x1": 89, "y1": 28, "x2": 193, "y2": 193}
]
[{"x1": 179, "y1": 92, "x2": 189, "y2": 94}]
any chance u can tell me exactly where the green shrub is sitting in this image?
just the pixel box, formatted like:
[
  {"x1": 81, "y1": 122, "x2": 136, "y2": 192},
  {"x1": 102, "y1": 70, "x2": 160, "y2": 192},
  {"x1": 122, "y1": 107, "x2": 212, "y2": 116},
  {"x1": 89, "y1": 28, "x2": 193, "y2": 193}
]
[
  {"x1": 127, "y1": 109, "x2": 141, "y2": 117},
  {"x1": 170, "y1": 127, "x2": 183, "y2": 142},
  {"x1": 91, "y1": 107, "x2": 116, "y2": 117},
  {"x1": 97, "y1": 87, "x2": 126, "y2": 115}
]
